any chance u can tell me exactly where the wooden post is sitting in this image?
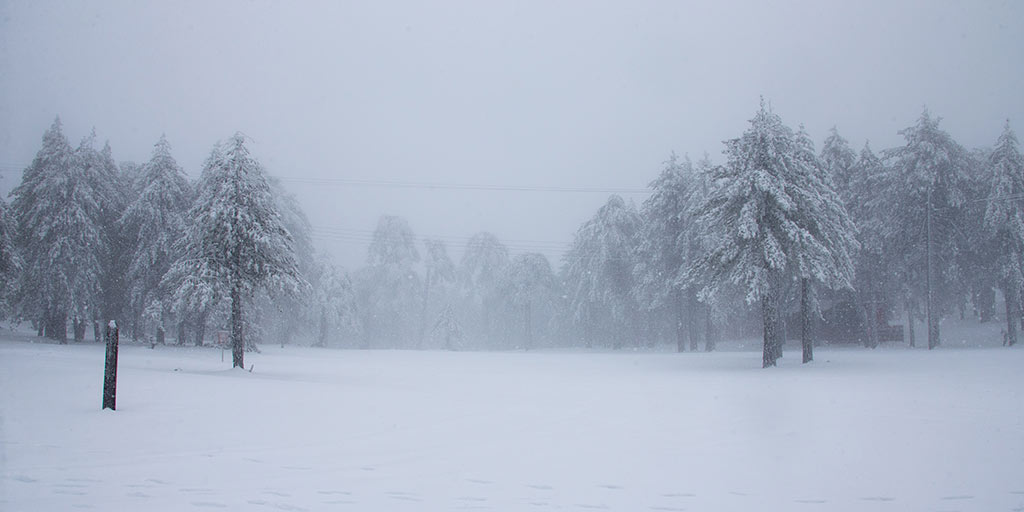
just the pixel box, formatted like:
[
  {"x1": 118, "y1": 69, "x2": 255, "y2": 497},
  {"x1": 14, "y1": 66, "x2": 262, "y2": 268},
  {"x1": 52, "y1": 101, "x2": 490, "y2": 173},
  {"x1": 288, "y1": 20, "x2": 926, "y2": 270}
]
[{"x1": 102, "y1": 321, "x2": 119, "y2": 411}]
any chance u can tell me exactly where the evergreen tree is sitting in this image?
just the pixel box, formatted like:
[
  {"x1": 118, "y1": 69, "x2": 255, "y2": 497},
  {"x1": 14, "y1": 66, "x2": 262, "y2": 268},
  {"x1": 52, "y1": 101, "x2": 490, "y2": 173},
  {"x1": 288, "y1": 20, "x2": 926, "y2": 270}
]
[
  {"x1": 882, "y1": 109, "x2": 972, "y2": 349},
  {"x1": 791, "y1": 126, "x2": 859, "y2": 362},
  {"x1": 311, "y1": 258, "x2": 359, "y2": 347},
  {"x1": 9, "y1": 118, "x2": 108, "y2": 341},
  {"x1": 820, "y1": 127, "x2": 858, "y2": 205},
  {"x1": 564, "y1": 195, "x2": 641, "y2": 348},
  {"x1": 458, "y1": 232, "x2": 510, "y2": 348},
  {"x1": 356, "y1": 215, "x2": 421, "y2": 348},
  {"x1": 0, "y1": 199, "x2": 18, "y2": 319},
  {"x1": 633, "y1": 153, "x2": 702, "y2": 351},
  {"x1": 984, "y1": 121, "x2": 1024, "y2": 347},
  {"x1": 849, "y1": 142, "x2": 894, "y2": 347},
  {"x1": 418, "y1": 239, "x2": 456, "y2": 347},
  {"x1": 119, "y1": 135, "x2": 192, "y2": 341},
  {"x1": 171, "y1": 133, "x2": 301, "y2": 367},
  {"x1": 690, "y1": 102, "x2": 855, "y2": 367},
  {"x1": 501, "y1": 252, "x2": 558, "y2": 349}
]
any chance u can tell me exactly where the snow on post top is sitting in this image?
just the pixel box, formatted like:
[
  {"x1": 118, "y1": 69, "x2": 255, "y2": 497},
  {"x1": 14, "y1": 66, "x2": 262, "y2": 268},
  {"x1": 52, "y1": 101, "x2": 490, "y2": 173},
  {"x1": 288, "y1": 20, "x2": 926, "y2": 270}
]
[{"x1": 108, "y1": 320, "x2": 117, "y2": 329}]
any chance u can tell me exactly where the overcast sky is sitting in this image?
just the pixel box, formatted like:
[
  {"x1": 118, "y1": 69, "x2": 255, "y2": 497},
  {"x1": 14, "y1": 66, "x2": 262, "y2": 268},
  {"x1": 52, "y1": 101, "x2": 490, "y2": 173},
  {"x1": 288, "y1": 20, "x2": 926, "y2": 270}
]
[{"x1": 2, "y1": 0, "x2": 1022, "y2": 268}]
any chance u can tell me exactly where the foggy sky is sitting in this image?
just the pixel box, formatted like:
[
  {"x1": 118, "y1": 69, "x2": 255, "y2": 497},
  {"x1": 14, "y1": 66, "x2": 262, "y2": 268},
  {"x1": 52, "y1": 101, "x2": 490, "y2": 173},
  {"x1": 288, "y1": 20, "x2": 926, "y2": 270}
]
[{"x1": 1, "y1": 0, "x2": 1022, "y2": 268}]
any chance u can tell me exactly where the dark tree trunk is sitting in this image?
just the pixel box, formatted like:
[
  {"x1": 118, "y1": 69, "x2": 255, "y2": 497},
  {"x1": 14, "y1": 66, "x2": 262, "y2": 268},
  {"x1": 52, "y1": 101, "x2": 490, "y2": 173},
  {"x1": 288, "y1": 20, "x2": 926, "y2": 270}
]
[
  {"x1": 906, "y1": 303, "x2": 916, "y2": 347},
  {"x1": 801, "y1": 278, "x2": 813, "y2": 364},
  {"x1": 704, "y1": 303, "x2": 716, "y2": 352},
  {"x1": 36, "y1": 318, "x2": 43, "y2": 337},
  {"x1": 524, "y1": 302, "x2": 533, "y2": 350},
  {"x1": 156, "y1": 326, "x2": 165, "y2": 345},
  {"x1": 976, "y1": 286, "x2": 995, "y2": 323},
  {"x1": 687, "y1": 295, "x2": 699, "y2": 352},
  {"x1": 73, "y1": 317, "x2": 86, "y2": 342},
  {"x1": 231, "y1": 286, "x2": 244, "y2": 368},
  {"x1": 1005, "y1": 281, "x2": 1020, "y2": 347},
  {"x1": 194, "y1": 312, "x2": 207, "y2": 346},
  {"x1": 675, "y1": 292, "x2": 686, "y2": 352},
  {"x1": 47, "y1": 311, "x2": 67, "y2": 343},
  {"x1": 762, "y1": 281, "x2": 781, "y2": 368},
  {"x1": 177, "y1": 321, "x2": 186, "y2": 345}
]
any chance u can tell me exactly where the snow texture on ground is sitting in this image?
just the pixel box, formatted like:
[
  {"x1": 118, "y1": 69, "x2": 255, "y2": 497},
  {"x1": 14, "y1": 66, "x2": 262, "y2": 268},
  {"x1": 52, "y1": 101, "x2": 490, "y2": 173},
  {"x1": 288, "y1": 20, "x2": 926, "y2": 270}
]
[{"x1": 1, "y1": 331, "x2": 1022, "y2": 511}]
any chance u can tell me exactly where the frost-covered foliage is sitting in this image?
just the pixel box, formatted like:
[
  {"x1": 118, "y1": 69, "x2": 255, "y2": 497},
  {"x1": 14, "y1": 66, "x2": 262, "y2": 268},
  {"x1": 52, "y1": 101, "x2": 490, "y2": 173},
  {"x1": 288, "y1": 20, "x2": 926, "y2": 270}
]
[
  {"x1": 310, "y1": 258, "x2": 360, "y2": 347},
  {"x1": 690, "y1": 104, "x2": 856, "y2": 366},
  {"x1": 9, "y1": 119, "x2": 116, "y2": 341},
  {"x1": 119, "y1": 135, "x2": 192, "y2": 339},
  {"x1": 356, "y1": 215, "x2": 421, "y2": 348},
  {"x1": 417, "y1": 239, "x2": 456, "y2": 347},
  {"x1": 0, "y1": 199, "x2": 18, "y2": 319},
  {"x1": 563, "y1": 195, "x2": 641, "y2": 347},
  {"x1": 458, "y1": 231, "x2": 510, "y2": 347},
  {"x1": 881, "y1": 109, "x2": 972, "y2": 349},
  {"x1": 820, "y1": 127, "x2": 858, "y2": 205},
  {"x1": 500, "y1": 252, "x2": 558, "y2": 349},
  {"x1": 169, "y1": 133, "x2": 302, "y2": 366},
  {"x1": 984, "y1": 122, "x2": 1024, "y2": 346},
  {"x1": 633, "y1": 153, "x2": 705, "y2": 351}
]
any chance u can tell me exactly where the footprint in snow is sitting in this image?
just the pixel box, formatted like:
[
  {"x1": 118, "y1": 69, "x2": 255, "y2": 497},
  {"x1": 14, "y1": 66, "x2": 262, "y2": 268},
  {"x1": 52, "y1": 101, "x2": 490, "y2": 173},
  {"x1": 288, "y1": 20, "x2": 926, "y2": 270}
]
[
  {"x1": 941, "y1": 495, "x2": 973, "y2": 500},
  {"x1": 860, "y1": 496, "x2": 895, "y2": 502},
  {"x1": 11, "y1": 475, "x2": 38, "y2": 483},
  {"x1": 575, "y1": 504, "x2": 609, "y2": 510},
  {"x1": 271, "y1": 503, "x2": 308, "y2": 511},
  {"x1": 598, "y1": 484, "x2": 623, "y2": 490},
  {"x1": 322, "y1": 500, "x2": 357, "y2": 505},
  {"x1": 127, "y1": 491, "x2": 152, "y2": 498},
  {"x1": 466, "y1": 478, "x2": 492, "y2": 485},
  {"x1": 458, "y1": 496, "x2": 488, "y2": 502},
  {"x1": 53, "y1": 489, "x2": 87, "y2": 496},
  {"x1": 794, "y1": 499, "x2": 827, "y2": 504},
  {"x1": 527, "y1": 484, "x2": 554, "y2": 490},
  {"x1": 662, "y1": 493, "x2": 695, "y2": 498},
  {"x1": 649, "y1": 507, "x2": 686, "y2": 512},
  {"x1": 262, "y1": 490, "x2": 291, "y2": 497},
  {"x1": 317, "y1": 490, "x2": 353, "y2": 496},
  {"x1": 190, "y1": 502, "x2": 227, "y2": 508}
]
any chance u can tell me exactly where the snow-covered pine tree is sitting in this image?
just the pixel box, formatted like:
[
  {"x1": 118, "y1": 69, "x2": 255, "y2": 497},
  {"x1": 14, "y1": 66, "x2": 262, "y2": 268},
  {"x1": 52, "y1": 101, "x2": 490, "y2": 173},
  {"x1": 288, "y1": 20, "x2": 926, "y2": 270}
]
[
  {"x1": 171, "y1": 133, "x2": 302, "y2": 367},
  {"x1": 820, "y1": 127, "x2": 858, "y2": 205},
  {"x1": 984, "y1": 121, "x2": 1024, "y2": 347},
  {"x1": 0, "y1": 198, "x2": 18, "y2": 319},
  {"x1": 355, "y1": 215, "x2": 421, "y2": 348},
  {"x1": 259, "y1": 178, "x2": 316, "y2": 347},
  {"x1": 690, "y1": 102, "x2": 854, "y2": 367},
  {"x1": 633, "y1": 153, "x2": 702, "y2": 352},
  {"x1": 119, "y1": 135, "x2": 192, "y2": 342},
  {"x1": 882, "y1": 109, "x2": 972, "y2": 349},
  {"x1": 311, "y1": 258, "x2": 359, "y2": 347},
  {"x1": 432, "y1": 303, "x2": 462, "y2": 351},
  {"x1": 791, "y1": 126, "x2": 858, "y2": 362},
  {"x1": 563, "y1": 195, "x2": 641, "y2": 348},
  {"x1": 10, "y1": 118, "x2": 109, "y2": 342},
  {"x1": 418, "y1": 239, "x2": 456, "y2": 347},
  {"x1": 501, "y1": 252, "x2": 557, "y2": 349},
  {"x1": 458, "y1": 232, "x2": 510, "y2": 348},
  {"x1": 847, "y1": 142, "x2": 893, "y2": 347}
]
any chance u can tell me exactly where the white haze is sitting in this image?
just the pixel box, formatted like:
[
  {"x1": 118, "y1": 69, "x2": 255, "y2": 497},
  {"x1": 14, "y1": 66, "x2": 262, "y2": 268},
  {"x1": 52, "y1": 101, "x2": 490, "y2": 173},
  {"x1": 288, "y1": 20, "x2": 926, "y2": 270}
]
[{"x1": 1, "y1": 0, "x2": 1023, "y2": 267}]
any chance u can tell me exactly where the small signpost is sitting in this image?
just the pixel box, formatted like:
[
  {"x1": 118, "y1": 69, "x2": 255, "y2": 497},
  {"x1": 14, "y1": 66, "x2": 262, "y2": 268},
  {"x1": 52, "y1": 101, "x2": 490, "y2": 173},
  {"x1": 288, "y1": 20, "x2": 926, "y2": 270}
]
[{"x1": 102, "y1": 320, "x2": 119, "y2": 411}]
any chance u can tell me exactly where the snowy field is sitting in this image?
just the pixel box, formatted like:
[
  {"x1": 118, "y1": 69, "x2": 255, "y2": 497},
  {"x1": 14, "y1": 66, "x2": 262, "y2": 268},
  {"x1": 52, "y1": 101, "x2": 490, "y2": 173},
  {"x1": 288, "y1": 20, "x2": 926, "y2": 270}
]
[{"x1": 2, "y1": 331, "x2": 1023, "y2": 511}]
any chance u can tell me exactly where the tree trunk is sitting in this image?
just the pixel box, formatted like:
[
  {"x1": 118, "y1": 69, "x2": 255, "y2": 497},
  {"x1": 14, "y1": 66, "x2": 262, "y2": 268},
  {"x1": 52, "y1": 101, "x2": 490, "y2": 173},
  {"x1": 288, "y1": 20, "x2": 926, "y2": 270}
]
[
  {"x1": 762, "y1": 282, "x2": 781, "y2": 368},
  {"x1": 102, "y1": 321, "x2": 119, "y2": 411},
  {"x1": 195, "y1": 312, "x2": 207, "y2": 346},
  {"x1": 156, "y1": 326, "x2": 165, "y2": 345},
  {"x1": 687, "y1": 295, "x2": 699, "y2": 352},
  {"x1": 231, "y1": 285, "x2": 244, "y2": 368},
  {"x1": 906, "y1": 303, "x2": 916, "y2": 347},
  {"x1": 1005, "y1": 281, "x2": 1020, "y2": 347},
  {"x1": 925, "y1": 190, "x2": 939, "y2": 349},
  {"x1": 704, "y1": 303, "x2": 716, "y2": 352},
  {"x1": 318, "y1": 306, "x2": 328, "y2": 348},
  {"x1": 177, "y1": 321, "x2": 186, "y2": 345},
  {"x1": 73, "y1": 316, "x2": 86, "y2": 342},
  {"x1": 675, "y1": 292, "x2": 686, "y2": 352},
  {"x1": 524, "y1": 302, "x2": 533, "y2": 350},
  {"x1": 417, "y1": 269, "x2": 433, "y2": 349},
  {"x1": 36, "y1": 318, "x2": 44, "y2": 337},
  {"x1": 801, "y1": 278, "x2": 813, "y2": 364}
]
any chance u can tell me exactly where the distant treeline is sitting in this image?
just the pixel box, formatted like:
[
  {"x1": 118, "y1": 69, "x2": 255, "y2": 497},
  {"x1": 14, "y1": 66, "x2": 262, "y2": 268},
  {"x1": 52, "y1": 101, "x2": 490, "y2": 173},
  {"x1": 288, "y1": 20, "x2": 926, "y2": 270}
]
[{"x1": 0, "y1": 101, "x2": 1020, "y2": 367}]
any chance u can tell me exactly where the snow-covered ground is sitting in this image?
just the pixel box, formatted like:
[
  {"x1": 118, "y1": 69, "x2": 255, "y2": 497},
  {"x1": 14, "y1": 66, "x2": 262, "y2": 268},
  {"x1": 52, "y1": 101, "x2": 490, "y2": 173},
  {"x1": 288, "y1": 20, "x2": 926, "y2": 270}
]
[{"x1": 2, "y1": 330, "x2": 1022, "y2": 511}]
